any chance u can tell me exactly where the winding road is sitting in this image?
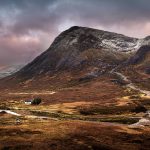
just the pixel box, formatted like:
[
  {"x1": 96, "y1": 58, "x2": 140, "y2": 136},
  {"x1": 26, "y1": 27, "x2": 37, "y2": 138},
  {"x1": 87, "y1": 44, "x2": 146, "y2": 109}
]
[
  {"x1": 0, "y1": 110, "x2": 21, "y2": 116},
  {"x1": 113, "y1": 71, "x2": 150, "y2": 96},
  {"x1": 112, "y1": 71, "x2": 150, "y2": 128}
]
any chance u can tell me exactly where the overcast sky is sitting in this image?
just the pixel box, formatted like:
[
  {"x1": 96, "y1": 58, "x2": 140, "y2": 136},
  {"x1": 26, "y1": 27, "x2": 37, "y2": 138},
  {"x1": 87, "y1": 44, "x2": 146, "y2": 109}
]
[{"x1": 0, "y1": 0, "x2": 150, "y2": 66}]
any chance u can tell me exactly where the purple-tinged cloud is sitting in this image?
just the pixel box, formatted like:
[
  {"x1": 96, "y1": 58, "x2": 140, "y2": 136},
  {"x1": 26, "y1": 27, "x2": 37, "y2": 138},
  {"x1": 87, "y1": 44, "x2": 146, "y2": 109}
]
[{"x1": 0, "y1": 0, "x2": 150, "y2": 66}]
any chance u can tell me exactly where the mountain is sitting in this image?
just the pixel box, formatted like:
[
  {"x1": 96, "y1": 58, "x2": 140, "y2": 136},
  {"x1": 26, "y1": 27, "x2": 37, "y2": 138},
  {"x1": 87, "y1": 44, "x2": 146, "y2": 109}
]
[
  {"x1": 0, "y1": 26, "x2": 150, "y2": 89},
  {"x1": 14, "y1": 26, "x2": 141, "y2": 78}
]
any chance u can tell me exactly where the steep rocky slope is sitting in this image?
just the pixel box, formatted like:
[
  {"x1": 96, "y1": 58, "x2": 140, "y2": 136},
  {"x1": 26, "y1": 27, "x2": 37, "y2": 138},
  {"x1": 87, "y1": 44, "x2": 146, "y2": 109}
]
[
  {"x1": 122, "y1": 45, "x2": 150, "y2": 75},
  {"x1": 118, "y1": 45, "x2": 150, "y2": 90},
  {"x1": 127, "y1": 45, "x2": 150, "y2": 65}
]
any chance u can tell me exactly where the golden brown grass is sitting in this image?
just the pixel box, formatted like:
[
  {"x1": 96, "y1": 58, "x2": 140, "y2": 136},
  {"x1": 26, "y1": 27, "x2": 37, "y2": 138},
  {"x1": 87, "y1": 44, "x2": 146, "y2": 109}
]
[
  {"x1": 0, "y1": 115, "x2": 150, "y2": 150},
  {"x1": 0, "y1": 74, "x2": 150, "y2": 150}
]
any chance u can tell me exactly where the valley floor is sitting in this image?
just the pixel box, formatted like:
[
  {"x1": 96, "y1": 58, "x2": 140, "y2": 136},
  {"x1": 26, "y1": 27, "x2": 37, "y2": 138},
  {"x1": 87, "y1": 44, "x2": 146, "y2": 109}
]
[{"x1": 0, "y1": 75, "x2": 150, "y2": 150}]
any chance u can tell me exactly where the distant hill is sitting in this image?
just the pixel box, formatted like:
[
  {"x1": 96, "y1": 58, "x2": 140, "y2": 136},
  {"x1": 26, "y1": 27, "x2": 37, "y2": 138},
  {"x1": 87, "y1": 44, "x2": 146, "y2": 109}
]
[{"x1": 0, "y1": 64, "x2": 24, "y2": 79}]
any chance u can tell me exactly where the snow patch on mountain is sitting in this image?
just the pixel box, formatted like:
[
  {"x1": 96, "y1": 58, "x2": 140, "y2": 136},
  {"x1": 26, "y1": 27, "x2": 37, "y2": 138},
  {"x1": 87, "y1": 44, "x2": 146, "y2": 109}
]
[{"x1": 101, "y1": 39, "x2": 143, "y2": 52}]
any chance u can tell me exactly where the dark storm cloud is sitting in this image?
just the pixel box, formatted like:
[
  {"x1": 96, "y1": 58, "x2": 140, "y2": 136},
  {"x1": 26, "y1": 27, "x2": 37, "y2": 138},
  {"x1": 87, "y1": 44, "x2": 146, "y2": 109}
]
[
  {"x1": 1, "y1": 0, "x2": 150, "y2": 34},
  {"x1": 0, "y1": 0, "x2": 150, "y2": 66},
  {"x1": 51, "y1": 0, "x2": 150, "y2": 27}
]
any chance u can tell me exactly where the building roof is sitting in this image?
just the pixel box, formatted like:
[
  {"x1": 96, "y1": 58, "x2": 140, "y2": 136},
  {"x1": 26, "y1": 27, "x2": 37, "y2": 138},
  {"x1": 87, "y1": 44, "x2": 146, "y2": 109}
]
[{"x1": 25, "y1": 99, "x2": 33, "y2": 102}]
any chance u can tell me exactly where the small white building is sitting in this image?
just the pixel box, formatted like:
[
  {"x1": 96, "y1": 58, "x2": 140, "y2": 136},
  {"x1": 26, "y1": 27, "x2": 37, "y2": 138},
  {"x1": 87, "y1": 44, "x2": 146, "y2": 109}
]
[{"x1": 24, "y1": 99, "x2": 33, "y2": 105}]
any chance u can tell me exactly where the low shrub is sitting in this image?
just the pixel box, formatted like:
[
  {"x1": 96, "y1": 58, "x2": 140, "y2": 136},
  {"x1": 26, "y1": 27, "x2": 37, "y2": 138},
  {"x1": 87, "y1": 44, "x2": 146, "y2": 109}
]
[
  {"x1": 79, "y1": 104, "x2": 147, "y2": 115},
  {"x1": 31, "y1": 98, "x2": 42, "y2": 105}
]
